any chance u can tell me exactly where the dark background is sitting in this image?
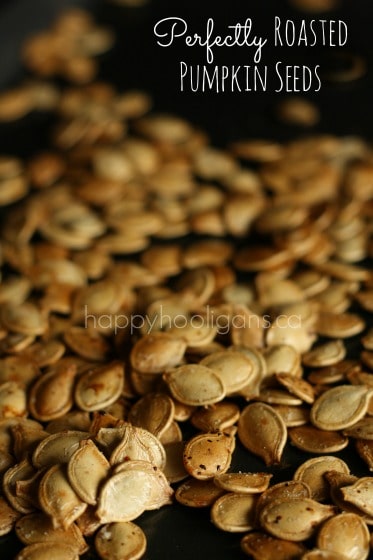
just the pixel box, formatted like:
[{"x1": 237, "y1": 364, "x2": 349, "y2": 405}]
[
  {"x1": 0, "y1": 0, "x2": 373, "y2": 152},
  {"x1": 0, "y1": 1, "x2": 373, "y2": 558}
]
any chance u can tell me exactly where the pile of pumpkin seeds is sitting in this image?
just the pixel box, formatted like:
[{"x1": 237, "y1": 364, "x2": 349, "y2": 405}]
[{"x1": 0, "y1": 6, "x2": 373, "y2": 560}]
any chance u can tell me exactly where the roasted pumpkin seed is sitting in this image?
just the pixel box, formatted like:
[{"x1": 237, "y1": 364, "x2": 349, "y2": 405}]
[
  {"x1": 38, "y1": 464, "x2": 87, "y2": 528},
  {"x1": 94, "y1": 521, "x2": 147, "y2": 560},
  {"x1": 240, "y1": 531, "x2": 307, "y2": 560},
  {"x1": 211, "y1": 492, "x2": 258, "y2": 532},
  {"x1": 238, "y1": 403, "x2": 287, "y2": 466},
  {"x1": 310, "y1": 385, "x2": 373, "y2": 430},
  {"x1": 316, "y1": 512, "x2": 370, "y2": 560},
  {"x1": 259, "y1": 497, "x2": 335, "y2": 541},
  {"x1": 183, "y1": 431, "x2": 234, "y2": 479}
]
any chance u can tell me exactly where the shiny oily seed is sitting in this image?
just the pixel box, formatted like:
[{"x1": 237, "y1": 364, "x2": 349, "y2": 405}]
[
  {"x1": 275, "y1": 373, "x2": 315, "y2": 404},
  {"x1": 15, "y1": 512, "x2": 88, "y2": 553},
  {"x1": 164, "y1": 364, "x2": 226, "y2": 406},
  {"x1": 38, "y1": 464, "x2": 87, "y2": 529},
  {"x1": 238, "y1": 403, "x2": 287, "y2": 466},
  {"x1": 259, "y1": 497, "x2": 335, "y2": 541},
  {"x1": 310, "y1": 384, "x2": 373, "y2": 430},
  {"x1": 183, "y1": 431, "x2": 234, "y2": 479},
  {"x1": 94, "y1": 521, "x2": 147, "y2": 560},
  {"x1": 240, "y1": 532, "x2": 307, "y2": 560},
  {"x1": 214, "y1": 472, "x2": 272, "y2": 494},
  {"x1": 130, "y1": 333, "x2": 186, "y2": 374},
  {"x1": 32, "y1": 430, "x2": 89, "y2": 468},
  {"x1": 175, "y1": 477, "x2": 225, "y2": 508},
  {"x1": 127, "y1": 392, "x2": 174, "y2": 438},
  {"x1": 302, "y1": 339, "x2": 346, "y2": 367},
  {"x1": 67, "y1": 439, "x2": 110, "y2": 505},
  {"x1": 0, "y1": 495, "x2": 20, "y2": 536},
  {"x1": 200, "y1": 350, "x2": 255, "y2": 394},
  {"x1": 356, "y1": 439, "x2": 373, "y2": 470},
  {"x1": 74, "y1": 361, "x2": 124, "y2": 411},
  {"x1": 113, "y1": 460, "x2": 173, "y2": 510},
  {"x1": 109, "y1": 424, "x2": 166, "y2": 470},
  {"x1": 288, "y1": 425, "x2": 349, "y2": 453},
  {"x1": 28, "y1": 364, "x2": 76, "y2": 422},
  {"x1": 317, "y1": 512, "x2": 370, "y2": 560},
  {"x1": 341, "y1": 477, "x2": 373, "y2": 517},
  {"x1": 343, "y1": 418, "x2": 373, "y2": 440},
  {"x1": 271, "y1": 404, "x2": 310, "y2": 427},
  {"x1": 14, "y1": 542, "x2": 79, "y2": 560},
  {"x1": 293, "y1": 455, "x2": 350, "y2": 501},
  {"x1": 211, "y1": 492, "x2": 258, "y2": 533},
  {"x1": 96, "y1": 470, "x2": 153, "y2": 523},
  {"x1": 190, "y1": 401, "x2": 240, "y2": 433}
]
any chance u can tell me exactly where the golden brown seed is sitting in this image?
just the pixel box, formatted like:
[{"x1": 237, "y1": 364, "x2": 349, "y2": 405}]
[
  {"x1": 238, "y1": 403, "x2": 287, "y2": 466},
  {"x1": 266, "y1": 315, "x2": 316, "y2": 354},
  {"x1": 113, "y1": 460, "x2": 173, "y2": 510},
  {"x1": 74, "y1": 361, "x2": 124, "y2": 411},
  {"x1": 21, "y1": 340, "x2": 65, "y2": 368},
  {"x1": 310, "y1": 385, "x2": 373, "y2": 430},
  {"x1": 175, "y1": 477, "x2": 225, "y2": 507},
  {"x1": 45, "y1": 411, "x2": 91, "y2": 434},
  {"x1": 164, "y1": 364, "x2": 226, "y2": 406},
  {"x1": 276, "y1": 96, "x2": 320, "y2": 126},
  {"x1": 0, "y1": 495, "x2": 21, "y2": 536},
  {"x1": 63, "y1": 327, "x2": 111, "y2": 361},
  {"x1": 94, "y1": 521, "x2": 147, "y2": 560},
  {"x1": 255, "y1": 481, "x2": 312, "y2": 521},
  {"x1": 38, "y1": 464, "x2": 87, "y2": 529},
  {"x1": 1, "y1": 303, "x2": 47, "y2": 336},
  {"x1": 200, "y1": 350, "x2": 256, "y2": 394},
  {"x1": 259, "y1": 497, "x2": 335, "y2": 541},
  {"x1": 11, "y1": 423, "x2": 48, "y2": 461},
  {"x1": 214, "y1": 472, "x2": 272, "y2": 494},
  {"x1": 340, "y1": 478, "x2": 373, "y2": 517},
  {"x1": 0, "y1": 382, "x2": 27, "y2": 418},
  {"x1": 211, "y1": 492, "x2": 258, "y2": 532},
  {"x1": 167, "y1": 321, "x2": 217, "y2": 348},
  {"x1": 163, "y1": 441, "x2": 188, "y2": 483},
  {"x1": 109, "y1": 424, "x2": 166, "y2": 470},
  {"x1": 264, "y1": 344, "x2": 301, "y2": 376},
  {"x1": 14, "y1": 542, "x2": 79, "y2": 560},
  {"x1": 317, "y1": 512, "x2": 370, "y2": 560},
  {"x1": 96, "y1": 470, "x2": 153, "y2": 523},
  {"x1": 308, "y1": 360, "x2": 359, "y2": 385},
  {"x1": 254, "y1": 388, "x2": 303, "y2": 406},
  {"x1": 240, "y1": 532, "x2": 307, "y2": 560},
  {"x1": 343, "y1": 418, "x2": 373, "y2": 439},
  {"x1": 190, "y1": 401, "x2": 240, "y2": 433},
  {"x1": 3, "y1": 458, "x2": 36, "y2": 514},
  {"x1": 29, "y1": 364, "x2": 76, "y2": 421},
  {"x1": 293, "y1": 456, "x2": 350, "y2": 501},
  {"x1": 302, "y1": 340, "x2": 346, "y2": 367},
  {"x1": 130, "y1": 333, "x2": 186, "y2": 374},
  {"x1": 183, "y1": 431, "x2": 234, "y2": 479},
  {"x1": 275, "y1": 373, "x2": 315, "y2": 404},
  {"x1": 67, "y1": 439, "x2": 110, "y2": 505},
  {"x1": 271, "y1": 404, "x2": 310, "y2": 427},
  {"x1": 159, "y1": 420, "x2": 182, "y2": 445},
  {"x1": 361, "y1": 329, "x2": 373, "y2": 351},
  {"x1": 32, "y1": 430, "x2": 89, "y2": 469},
  {"x1": 288, "y1": 425, "x2": 349, "y2": 453},
  {"x1": 128, "y1": 392, "x2": 174, "y2": 438},
  {"x1": 316, "y1": 311, "x2": 365, "y2": 338},
  {"x1": 15, "y1": 512, "x2": 88, "y2": 553}
]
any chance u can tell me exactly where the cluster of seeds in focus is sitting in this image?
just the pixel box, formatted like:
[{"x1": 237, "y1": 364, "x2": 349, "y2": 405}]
[{"x1": 0, "y1": 6, "x2": 372, "y2": 560}]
